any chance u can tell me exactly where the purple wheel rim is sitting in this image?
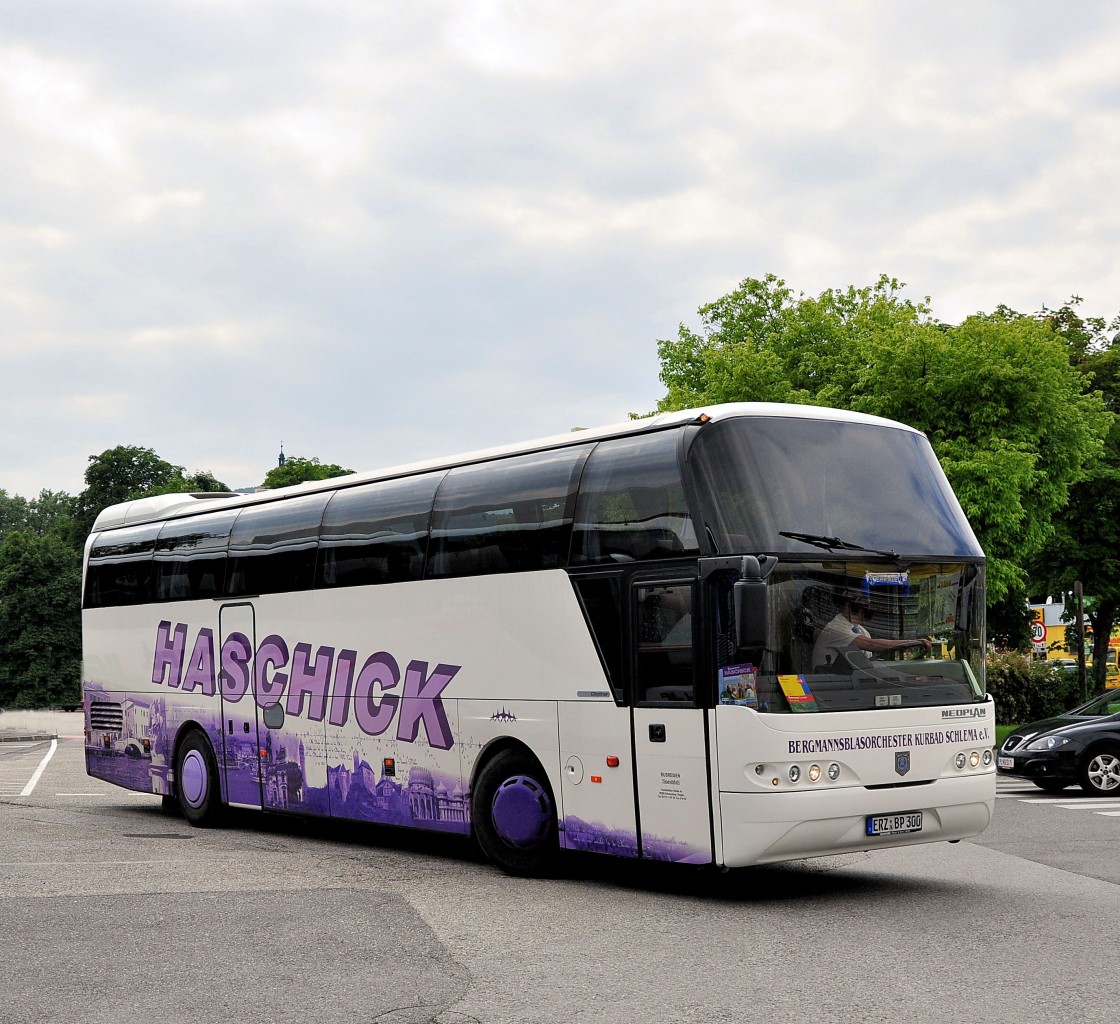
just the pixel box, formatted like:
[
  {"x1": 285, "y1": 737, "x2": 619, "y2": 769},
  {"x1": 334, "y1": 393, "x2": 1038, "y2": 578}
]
[
  {"x1": 180, "y1": 749, "x2": 207, "y2": 809},
  {"x1": 491, "y1": 775, "x2": 551, "y2": 848}
]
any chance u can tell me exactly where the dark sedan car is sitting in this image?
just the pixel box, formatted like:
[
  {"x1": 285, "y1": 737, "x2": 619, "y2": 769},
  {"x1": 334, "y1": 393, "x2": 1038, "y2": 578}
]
[{"x1": 997, "y1": 689, "x2": 1120, "y2": 795}]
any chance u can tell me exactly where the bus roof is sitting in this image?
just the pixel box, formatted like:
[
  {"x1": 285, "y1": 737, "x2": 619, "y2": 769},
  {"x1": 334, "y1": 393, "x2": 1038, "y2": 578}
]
[{"x1": 89, "y1": 402, "x2": 922, "y2": 532}]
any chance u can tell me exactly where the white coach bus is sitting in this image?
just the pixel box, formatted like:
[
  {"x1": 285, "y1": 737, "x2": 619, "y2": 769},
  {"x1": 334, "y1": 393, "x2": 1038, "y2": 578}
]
[{"x1": 82, "y1": 403, "x2": 994, "y2": 874}]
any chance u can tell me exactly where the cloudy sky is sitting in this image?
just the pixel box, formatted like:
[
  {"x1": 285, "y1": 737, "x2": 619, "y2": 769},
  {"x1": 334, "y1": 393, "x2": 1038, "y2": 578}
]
[{"x1": 3, "y1": 1, "x2": 1119, "y2": 498}]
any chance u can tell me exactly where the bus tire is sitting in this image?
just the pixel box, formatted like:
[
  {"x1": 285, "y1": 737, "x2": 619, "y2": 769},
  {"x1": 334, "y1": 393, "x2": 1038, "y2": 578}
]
[
  {"x1": 473, "y1": 749, "x2": 558, "y2": 876},
  {"x1": 175, "y1": 729, "x2": 223, "y2": 827}
]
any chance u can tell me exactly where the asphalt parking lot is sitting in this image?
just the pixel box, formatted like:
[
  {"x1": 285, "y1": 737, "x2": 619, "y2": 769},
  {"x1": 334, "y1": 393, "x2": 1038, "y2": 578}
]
[{"x1": 3, "y1": 709, "x2": 1119, "y2": 1024}]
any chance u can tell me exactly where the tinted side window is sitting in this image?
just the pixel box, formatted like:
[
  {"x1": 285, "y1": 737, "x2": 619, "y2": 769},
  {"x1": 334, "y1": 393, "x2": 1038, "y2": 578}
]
[
  {"x1": 226, "y1": 494, "x2": 329, "y2": 597},
  {"x1": 634, "y1": 581, "x2": 695, "y2": 704},
  {"x1": 153, "y1": 510, "x2": 238, "y2": 602},
  {"x1": 571, "y1": 432, "x2": 700, "y2": 565},
  {"x1": 84, "y1": 523, "x2": 161, "y2": 608},
  {"x1": 317, "y1": 473, "x2": 442, "y2": 589},
  {"x1": 572, "y1": 576, "x2": 623, "y2": 696},
  {"x1": 427, "y1": 446, "x2": 591, "y2": 578}
]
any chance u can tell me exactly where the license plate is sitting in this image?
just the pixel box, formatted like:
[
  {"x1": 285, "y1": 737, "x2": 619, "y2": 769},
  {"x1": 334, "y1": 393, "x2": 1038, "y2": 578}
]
[
  {"x1": 997, "y1": 756, "x2": 1014, "y2": 769},
  {"x1": 866, "y1": 811, "x2": 923, "y2": 837}
]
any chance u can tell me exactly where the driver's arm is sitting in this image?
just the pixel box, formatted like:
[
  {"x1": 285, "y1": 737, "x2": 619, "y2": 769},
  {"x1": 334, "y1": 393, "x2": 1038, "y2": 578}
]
[{"x1": 851, "y1": 634, "x2": 932, "y2": 654}]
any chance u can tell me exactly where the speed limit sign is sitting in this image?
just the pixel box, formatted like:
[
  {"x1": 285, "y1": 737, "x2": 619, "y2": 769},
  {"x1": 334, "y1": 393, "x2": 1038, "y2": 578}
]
[{"x1": 1031, "y1": 622, "x2": 1046, "y2": 643}]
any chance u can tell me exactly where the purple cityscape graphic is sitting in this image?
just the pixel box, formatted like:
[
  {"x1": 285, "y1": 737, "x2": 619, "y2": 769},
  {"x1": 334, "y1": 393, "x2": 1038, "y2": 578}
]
[
  {"x1": 86, "y1": 687, "x2": 708, "y2": 862},
  {"x1": 562, "y1": 816, "x2": 708, "y2": 862},
  {"x1": 85, "y1": 687, "x2": 468, "y2": 834}
]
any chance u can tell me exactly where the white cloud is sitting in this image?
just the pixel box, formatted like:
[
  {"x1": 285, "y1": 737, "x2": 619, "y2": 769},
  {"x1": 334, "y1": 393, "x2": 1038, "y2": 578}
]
[{"x1": 1, "y1": 1, "x2": 1119, "y2": 497}]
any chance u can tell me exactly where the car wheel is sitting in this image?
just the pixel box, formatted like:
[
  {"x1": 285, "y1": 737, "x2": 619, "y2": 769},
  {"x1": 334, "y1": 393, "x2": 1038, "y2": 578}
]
[
  {"x1": 1032, "y1": 779, "x2": 1069, "y2": 793},
  {"x1": 472, "y1": 749, "x2": 558, "y2": 876},
  {"x1": 175, "y1": 729, "x2": 223, "y2": 826},
  {"x1": 1078, "y1": 745, "x2": 1120, "y2": 796}
]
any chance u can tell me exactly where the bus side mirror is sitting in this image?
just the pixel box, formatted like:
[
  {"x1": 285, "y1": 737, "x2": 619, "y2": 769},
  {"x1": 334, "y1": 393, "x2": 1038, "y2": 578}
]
[{"x1": 733, "y1": 555, "x2": 774, "y2": 649}]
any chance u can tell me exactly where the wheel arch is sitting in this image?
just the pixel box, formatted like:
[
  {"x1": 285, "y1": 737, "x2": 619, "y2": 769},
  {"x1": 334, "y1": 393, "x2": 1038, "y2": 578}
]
[{"x1": 1080, "y1": 735, "x2": 1120, "y2": 762}]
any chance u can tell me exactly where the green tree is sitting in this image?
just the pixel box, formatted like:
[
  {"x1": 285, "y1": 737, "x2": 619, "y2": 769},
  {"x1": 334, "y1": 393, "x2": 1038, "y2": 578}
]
[
  {"x1": 73, "y1": 446, "x2": 229, "y2": 539},
  {"x1": 0, "y1": 489, "x2": 30, "y2": 541},
  {"x1": 261, "y1": 456, "x2": 354, "y2": 489},
  {"x1": 988, "y1": 590, "x2": 1034, "y2": 651},
  {"x1": 1030, "y1": 303, "x2": 1120, "y2": 691},
  {"x1": 0, "y1": 488, "x2": 76, "y2": 544},
  {"x1": 655, "y1": 274, "x2": 1111, "y2": 601},
  {"x1": 26, "y1": 489, "x2": 77, "y2": 542},
  {"x1": 181, "y1": 470, "x2": 230, "y2": 493},
  {"x1": 0, "y1": 531, "x2": 82, "y2": 708}
]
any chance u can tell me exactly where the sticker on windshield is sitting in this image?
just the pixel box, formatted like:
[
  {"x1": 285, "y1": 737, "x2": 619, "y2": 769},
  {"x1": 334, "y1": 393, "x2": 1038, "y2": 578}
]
[
  {"x1": 719, "y1": 664, "x2": 758, "y2": 707},
  {"x1": 865, "y1": 570, "x2": 910, "y2": 592},
  {"x1": 778, "y1": 674, "x2": 819, "y2": 713}
]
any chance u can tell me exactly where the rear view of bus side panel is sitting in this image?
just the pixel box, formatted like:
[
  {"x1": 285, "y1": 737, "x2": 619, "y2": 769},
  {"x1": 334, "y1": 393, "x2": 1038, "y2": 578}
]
[{"x1": 83, "y1": 604, "x2": 226, "y2": 802}]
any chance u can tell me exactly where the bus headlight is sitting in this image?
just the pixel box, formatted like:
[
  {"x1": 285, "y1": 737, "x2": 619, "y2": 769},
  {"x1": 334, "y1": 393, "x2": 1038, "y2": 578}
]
[
  {"x1": 788, "y1": 765, "x2": 801, "y2": 783},
  {"x1": 982, "y1": 749, "x2": 993, "y2": 766},
  {"x1": 969, "y1": 751, "x2": 981, "y2": 768},
  {"x1": 828, "y1": 763, "x2": 841, "y2": 781},
  {"x1": 807, "y1": 764, "x2": 821, "y2": 783},
  {"x1": 955, "y1": 753, "x2": 967, "y2": 770}
]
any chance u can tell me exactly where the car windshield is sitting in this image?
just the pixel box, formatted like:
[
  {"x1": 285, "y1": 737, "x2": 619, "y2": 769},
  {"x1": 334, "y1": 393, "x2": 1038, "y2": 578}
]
[
  {"x1": 1071, "y1": 691, "x2": 1120, "y2": 717},
  {"x1": 715, "y1": 561, "x2": 986, "y2": 714}
]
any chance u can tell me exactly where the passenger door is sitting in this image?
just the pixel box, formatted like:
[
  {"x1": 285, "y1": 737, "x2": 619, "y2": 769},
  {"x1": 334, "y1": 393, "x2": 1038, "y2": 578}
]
[
  {"x1": 629, "y1": 574, "x2": 713, "y2": 863},
  {"x1": 218, "y1": 602, "x2": 262, "y2": 810}
]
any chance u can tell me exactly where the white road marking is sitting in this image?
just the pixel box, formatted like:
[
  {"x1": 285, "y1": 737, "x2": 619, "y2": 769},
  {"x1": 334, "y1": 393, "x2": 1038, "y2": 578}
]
[
  {"x1": 1053, "y1": 800, "x2": 1120, "y2": 809},
  {"x1": 19, "y1": 740, "x2": 57, "y2": 797}
]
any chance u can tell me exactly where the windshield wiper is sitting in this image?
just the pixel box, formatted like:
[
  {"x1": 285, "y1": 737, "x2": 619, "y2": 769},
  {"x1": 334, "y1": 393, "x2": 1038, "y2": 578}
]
[{"x1": 778, "y1": 530, "x2": 900, "y2": 560}]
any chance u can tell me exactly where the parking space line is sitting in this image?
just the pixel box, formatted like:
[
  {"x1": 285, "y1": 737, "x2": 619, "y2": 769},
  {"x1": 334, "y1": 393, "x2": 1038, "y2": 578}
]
[
  {"x1": 1054, "y1": 801, "x2": 1120, "y2": 809},
  {"x1": 19, "y1": 739, "x2": 57, "y2": 797}
]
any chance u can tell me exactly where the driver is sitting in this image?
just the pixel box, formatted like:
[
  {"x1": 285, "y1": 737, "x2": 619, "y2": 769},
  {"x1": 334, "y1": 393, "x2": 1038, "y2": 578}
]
[{"x1": 812, "y1": 593, "x2": 932, "y2": 670}]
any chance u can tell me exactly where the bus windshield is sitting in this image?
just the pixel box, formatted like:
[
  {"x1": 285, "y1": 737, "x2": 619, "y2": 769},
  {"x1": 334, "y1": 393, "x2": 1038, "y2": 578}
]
[
  {"x1": 719, "y1": 561, "x2": 986, "y2": 714},
  {"x1": 688, "y1": 415, "x2": 983, "y2": 559}
]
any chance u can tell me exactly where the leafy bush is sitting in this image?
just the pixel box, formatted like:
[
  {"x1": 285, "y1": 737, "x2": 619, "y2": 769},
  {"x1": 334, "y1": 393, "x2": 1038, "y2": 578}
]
[{"x1": 985, "y1": 650, "x2": 1080, "y2": 725}]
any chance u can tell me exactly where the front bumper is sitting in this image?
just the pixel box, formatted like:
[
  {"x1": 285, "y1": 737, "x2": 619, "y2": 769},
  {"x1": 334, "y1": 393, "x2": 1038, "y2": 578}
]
[
  {"x1": 717, "y1": 772, "x2": 995, "y2": 868},
  {"x1": 996, "y1": 747, "x2": 1079, "y2": 783}
]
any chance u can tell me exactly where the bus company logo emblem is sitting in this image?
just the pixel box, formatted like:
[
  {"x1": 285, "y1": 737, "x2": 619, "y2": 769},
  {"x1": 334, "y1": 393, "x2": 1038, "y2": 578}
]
[
  {"x1": 942, "y1": 707, "x2": 986, "y2": 719},
  {"x1": 490, "y1": 707, "x2": 517, "y2": 722},
  {"x1": 894, "y1": 751, "x2": 911, "y2": 777}
]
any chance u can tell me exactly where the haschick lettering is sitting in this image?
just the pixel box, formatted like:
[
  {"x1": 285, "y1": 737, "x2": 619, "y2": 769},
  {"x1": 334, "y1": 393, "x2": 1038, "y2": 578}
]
[{"x1": 152, "y1": 620, "x2": 460, "y2": 749}]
